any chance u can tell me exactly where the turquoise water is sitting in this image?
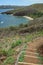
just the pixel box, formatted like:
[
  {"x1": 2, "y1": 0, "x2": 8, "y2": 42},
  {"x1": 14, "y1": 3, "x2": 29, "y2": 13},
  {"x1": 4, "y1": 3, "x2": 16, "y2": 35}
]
[{"x1": 0, "y1": 9, "x2": 29, "y2": 28}]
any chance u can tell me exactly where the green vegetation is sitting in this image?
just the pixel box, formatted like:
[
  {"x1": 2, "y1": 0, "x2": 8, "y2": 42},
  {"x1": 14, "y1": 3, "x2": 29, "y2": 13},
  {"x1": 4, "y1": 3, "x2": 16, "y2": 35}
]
[
  {"x1": 24, "y1": 30, "x2": 43, "y2": 42},
  {"x1": 11, "y1": 39, "x2": 22, "y2": 48},
  {"x1": 19, "y1": 52, "x2": 25, "y2": 62},
  {"x1": 38, "y1": 53, "x2": 43, "y2": 64},
  {"x1": 0, "y1": 39, "x2": 23, "y2": 57},
  {"x1": 39, "y1": 56, "x2": 43, "y2": 64},
  {"x1": 0, "y1": 49, "x2": 7, "y2": 56},
  {"x1": 0, "y1": 40, "x2": 22, "y2": 65},
  {"x1": 4, "y1": 56, "x2": 15, "y2": 65},
  {"x1": 19, "y1": 45, "x2": 27, "y2": 62},
  {"x1": 7, "y1": 49, "x2": 15, "y2": 56},
  {"x1": 0, "y1": 48, "x2": 15, "y2": 57},
  {"x1": 0, "y1": 30, "x2": 43, "y2": 65},
  {"x1": 27, "y1": 12, "x2": 43, "y2": 18}
]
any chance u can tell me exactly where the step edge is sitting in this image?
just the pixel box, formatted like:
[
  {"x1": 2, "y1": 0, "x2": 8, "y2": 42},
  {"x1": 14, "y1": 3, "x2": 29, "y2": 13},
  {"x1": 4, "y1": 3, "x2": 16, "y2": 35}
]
[
  {"x1": 24, "y1": 55, "x2": 39, "y2": 58},
  {"x1": 18, "y1": 62, "x2": 41, "y2": 65}
]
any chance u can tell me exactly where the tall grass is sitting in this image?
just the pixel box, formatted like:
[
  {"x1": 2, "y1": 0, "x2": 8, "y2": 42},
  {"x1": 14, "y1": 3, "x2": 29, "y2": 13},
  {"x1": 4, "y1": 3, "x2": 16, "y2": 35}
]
[{"x1": 11, "y1": 39, "x2": 22, "y2": 48}]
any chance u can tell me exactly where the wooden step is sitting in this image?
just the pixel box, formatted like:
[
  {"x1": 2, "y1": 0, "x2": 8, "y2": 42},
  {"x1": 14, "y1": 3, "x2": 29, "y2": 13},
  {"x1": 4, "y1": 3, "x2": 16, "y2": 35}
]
[
  {"x1": 26, "y1": 48, "x2": 36, "y2": 51},
  {"x1": 25, "y1": 51, "x2": 38, "y2": 55},
  {"x1": 25, "y1": 49, "x2": 37, "y2": 52},
  {"x1": 26, "y1": 46, "x2": 36, "y2": 49},
  {"x1": 18, "y1": 62, "x2": 41, "y2": 65},
  {"x1": 27, "y1": 44, "x2": 37, "y2": 49},
  {"x1": 24, "y1": 55, "x2": 40, "y2": 64},
  {"x1": 25, "y1": 51, "x2": 38, "y2": 56}
]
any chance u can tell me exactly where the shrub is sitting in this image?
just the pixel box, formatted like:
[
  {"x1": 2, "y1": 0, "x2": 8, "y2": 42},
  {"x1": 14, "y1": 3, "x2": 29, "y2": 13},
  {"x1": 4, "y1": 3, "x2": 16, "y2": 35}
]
[
  {"x1": 4, "y1": 56, "x2": 15, "y2": 65},
  {"x1": 9, "y1": 26, "x2": 15, "y2": 31},
  {"x1": 19, "y1": 24, "x2": 24, "y2": 28},
  {"x1": 7, "y1": 49, "x2": 15, "y2": 56},
  {"x1": 19, "y1": 52, "x2": 25, "y2": 62},
  {"x1": 11, "y1": 39, "x2": 22, "y2": 48},
  {"x1": 11, "y1": 42, "x2": 16, "y2": 48},
  {"x1": 0, "y1": 48, "x2": 15, "y2": 57},
  {"x1": 0, "y1": 49, "x2": 7, "y2": 56},
  {"x1": 16, "y1": 39, "x2": 22, "y2": 46}
]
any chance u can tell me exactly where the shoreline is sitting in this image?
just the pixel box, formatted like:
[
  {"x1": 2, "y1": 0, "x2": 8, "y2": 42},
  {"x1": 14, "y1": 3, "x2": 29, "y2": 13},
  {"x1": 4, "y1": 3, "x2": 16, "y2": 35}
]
[{"x1": 23, "y1": 16, "x2": 34, "y2": 20}]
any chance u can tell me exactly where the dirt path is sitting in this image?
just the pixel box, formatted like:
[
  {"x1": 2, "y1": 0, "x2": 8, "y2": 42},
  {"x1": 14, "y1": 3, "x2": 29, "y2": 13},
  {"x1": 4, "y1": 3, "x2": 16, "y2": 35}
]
[{"x1": 18, "y1": 37, "x2": 43, "y2": 65}]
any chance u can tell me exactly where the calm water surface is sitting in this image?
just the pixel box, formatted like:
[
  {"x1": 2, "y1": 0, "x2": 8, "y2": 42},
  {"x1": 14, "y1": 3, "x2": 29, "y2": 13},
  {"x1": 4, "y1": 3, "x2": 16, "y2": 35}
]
[{"x1": 0, "y1": 9, "x2": 29, "y2": 28}]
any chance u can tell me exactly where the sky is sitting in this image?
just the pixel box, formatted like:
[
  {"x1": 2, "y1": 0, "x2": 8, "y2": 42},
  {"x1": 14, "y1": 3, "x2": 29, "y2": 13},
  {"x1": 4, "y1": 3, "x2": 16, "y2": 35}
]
[{"x1": 0, "y1": 0, "x2": 43, "y2": 6}]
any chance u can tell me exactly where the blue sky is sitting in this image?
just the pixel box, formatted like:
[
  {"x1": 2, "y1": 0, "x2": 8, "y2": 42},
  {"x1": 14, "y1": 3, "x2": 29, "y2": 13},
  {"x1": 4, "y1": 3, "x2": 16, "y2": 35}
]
[{"x1": 0, "y1": 0, "x2": 43, "y2": 6}]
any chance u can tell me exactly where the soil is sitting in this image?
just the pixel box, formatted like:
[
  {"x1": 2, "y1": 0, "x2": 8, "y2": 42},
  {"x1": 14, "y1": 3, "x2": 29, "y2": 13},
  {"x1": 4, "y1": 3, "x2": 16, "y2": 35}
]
[{"x1": 18, "y1": 37, "x2": 43, "y2": 65}]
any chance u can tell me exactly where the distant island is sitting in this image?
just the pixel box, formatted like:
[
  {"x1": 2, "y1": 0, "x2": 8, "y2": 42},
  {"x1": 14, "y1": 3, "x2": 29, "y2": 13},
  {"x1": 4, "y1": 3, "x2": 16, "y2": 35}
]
[{"x1": 0, "y1": 5, "x2": 24, "y2": 9}]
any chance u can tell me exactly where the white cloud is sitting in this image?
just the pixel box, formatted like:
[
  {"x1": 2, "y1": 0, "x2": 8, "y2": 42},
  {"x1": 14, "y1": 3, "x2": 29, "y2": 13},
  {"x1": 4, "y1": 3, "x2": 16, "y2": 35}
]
[
  {"x1": 21, "y1": 0, "x2": 43, "y2": 4},
  {"x1": 21, "y1": 0, "x2": 43, "y2": 2}
]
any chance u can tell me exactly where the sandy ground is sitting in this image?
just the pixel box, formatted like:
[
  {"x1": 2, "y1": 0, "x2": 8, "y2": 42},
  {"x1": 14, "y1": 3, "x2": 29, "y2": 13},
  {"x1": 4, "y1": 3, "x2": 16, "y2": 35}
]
[{"x1": 23, "y1": 16, "x2": 34, "y2": 20}]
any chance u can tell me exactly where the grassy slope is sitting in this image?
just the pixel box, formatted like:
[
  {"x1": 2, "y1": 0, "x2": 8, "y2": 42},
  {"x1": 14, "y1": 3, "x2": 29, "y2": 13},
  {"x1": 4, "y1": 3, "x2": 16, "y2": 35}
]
[
  {"x1": 30, "y1": 3, "x2": 43, "y2": 12},
  {"x1": 0, "y1": 29, "x2": 43, "y2": 65}
]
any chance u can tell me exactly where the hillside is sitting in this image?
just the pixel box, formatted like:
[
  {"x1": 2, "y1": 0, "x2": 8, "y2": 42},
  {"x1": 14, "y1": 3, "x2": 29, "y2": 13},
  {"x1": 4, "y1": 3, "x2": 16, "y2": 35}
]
[
  {"x1": 13, "y1": 3, "x2": 43, "y2": 18},
  {"x1": 30, "y1": 3, "x2": 43, "y2": 12},
  {"x1": 0, "y1": 16, "x2": 43, "y2": 38},
  {"x1": 18, "y1": 16, "x2": 43, "y2": 34},
  {"x1": 2, "y1": 3, "x2": 43, "y2": 18}
]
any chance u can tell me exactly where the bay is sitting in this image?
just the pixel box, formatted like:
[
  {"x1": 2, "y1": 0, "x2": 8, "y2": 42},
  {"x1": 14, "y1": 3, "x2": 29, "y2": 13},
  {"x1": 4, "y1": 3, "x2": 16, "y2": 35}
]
[{"x1": 0, "y1": 9, "x2": 29, "y2": 28}]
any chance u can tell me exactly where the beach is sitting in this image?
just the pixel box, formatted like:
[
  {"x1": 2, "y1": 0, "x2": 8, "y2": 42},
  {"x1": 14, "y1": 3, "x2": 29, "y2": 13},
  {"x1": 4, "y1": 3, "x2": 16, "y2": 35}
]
[{"x1": 23, "y1": 16, "x2": 34, "y2": 20}]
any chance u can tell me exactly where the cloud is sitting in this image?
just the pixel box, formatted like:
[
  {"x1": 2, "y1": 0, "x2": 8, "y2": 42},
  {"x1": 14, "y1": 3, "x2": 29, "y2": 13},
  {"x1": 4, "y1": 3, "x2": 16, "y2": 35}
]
[
  {"x1": 21, "y1": 0, "x2": 43, "y2": 2},
  {"x1": 20, "y1": 0, "x2": 43, "y2": 5}
]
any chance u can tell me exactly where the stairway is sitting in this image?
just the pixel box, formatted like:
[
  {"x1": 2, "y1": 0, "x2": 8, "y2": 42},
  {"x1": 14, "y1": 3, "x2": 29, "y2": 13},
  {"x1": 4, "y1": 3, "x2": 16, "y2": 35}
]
[{"x1": 18, "y1": 41, "x2": 42, "y2": 65}]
